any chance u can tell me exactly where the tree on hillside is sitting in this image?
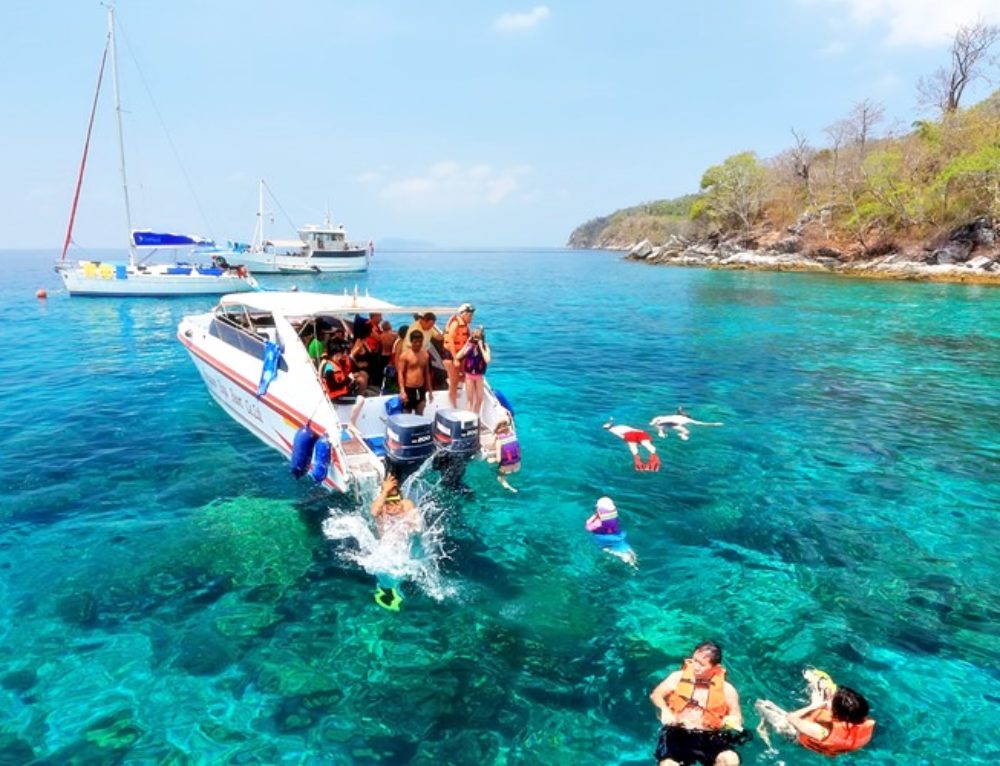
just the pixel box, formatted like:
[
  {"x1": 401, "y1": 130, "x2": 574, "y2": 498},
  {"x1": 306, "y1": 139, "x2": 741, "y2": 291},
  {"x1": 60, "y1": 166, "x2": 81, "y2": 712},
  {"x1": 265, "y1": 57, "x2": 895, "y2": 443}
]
[
  {"x1": 918, "y1": 19, "x2": 1000, "y2": 113},
  {"x1": 690, "y1": 152, "x2": 767, "y2": 233},
  {"x1": 849, "y1": 99, "x2": 885, "y2": 154}
]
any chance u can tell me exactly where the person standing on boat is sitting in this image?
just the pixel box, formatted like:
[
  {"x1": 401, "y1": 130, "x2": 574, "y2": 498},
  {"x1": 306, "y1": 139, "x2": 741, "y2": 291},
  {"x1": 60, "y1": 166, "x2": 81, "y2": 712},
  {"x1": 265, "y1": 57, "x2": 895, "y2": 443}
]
[
  {"x1": 404, "y1": 312, "x2": 442, "y2": 351},
  {"x1": 397, "y1": 330, "x2": 433, "y2": 415},
  {"x1": 455, "y1": 326, "x2": 490, "y2": 415},
  {"x1": 379, "y1": 320, "x2": 399, "y2": 394},
  {"x1": 444, "y1": 303, "x2": 475, "y2": 408},
  {"x1": 650, "y1": 641, "x2": 747, "y2": 766}
]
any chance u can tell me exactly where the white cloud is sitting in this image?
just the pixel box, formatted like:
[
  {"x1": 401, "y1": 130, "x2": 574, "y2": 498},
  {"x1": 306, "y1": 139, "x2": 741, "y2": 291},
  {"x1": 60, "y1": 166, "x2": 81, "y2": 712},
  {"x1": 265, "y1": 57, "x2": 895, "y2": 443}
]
[
  {"x1": 494, "y1": 6, "x2": 551, "y2": 32},
  {"x1": 817, "y1": 0, "x2": 1000, "y2": 46},
  {"x1": 381, "y1": 162, "x2": 531, "y2": 211},
  {"x1": 818, "y1": 40, "x2": 849, "y2": 56},
  {"x1": 357, "y1": 171, "x2": 381, "y2": 184}
]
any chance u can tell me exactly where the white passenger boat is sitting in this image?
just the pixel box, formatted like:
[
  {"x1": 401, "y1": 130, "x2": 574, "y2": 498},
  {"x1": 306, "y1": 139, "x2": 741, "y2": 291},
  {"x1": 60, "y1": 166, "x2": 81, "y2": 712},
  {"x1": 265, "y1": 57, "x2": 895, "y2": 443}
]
[
  {"x1": 177, "y1": 291, "x2": 512, "y2": 495},
  {"x1": 55, "y1": 5, "x2": 257, "y2": 297},
  {"x1": 234, "y1": 180, "x2": 372, "y2": 274}
]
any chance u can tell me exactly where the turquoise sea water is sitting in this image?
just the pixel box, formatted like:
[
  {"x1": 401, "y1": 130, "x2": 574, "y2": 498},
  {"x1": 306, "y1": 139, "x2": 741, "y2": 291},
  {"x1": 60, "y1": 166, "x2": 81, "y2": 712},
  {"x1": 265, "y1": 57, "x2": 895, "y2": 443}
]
[{"x1": 0, "y1": 249, "x2": 998, "y2": 765}]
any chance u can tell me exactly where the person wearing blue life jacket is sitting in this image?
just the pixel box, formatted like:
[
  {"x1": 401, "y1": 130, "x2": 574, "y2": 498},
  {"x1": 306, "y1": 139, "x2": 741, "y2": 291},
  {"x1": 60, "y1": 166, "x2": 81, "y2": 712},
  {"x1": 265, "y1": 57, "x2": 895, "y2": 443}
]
[
  {"x1": 455, "y1": 325, "x2": 491, "y2": 415},
  {"x1": 490, "y1": 417, "x2": 520, "y2": 493},
  {"x1": 585, "y1": 496, "x2": 637, "y2": 567}
]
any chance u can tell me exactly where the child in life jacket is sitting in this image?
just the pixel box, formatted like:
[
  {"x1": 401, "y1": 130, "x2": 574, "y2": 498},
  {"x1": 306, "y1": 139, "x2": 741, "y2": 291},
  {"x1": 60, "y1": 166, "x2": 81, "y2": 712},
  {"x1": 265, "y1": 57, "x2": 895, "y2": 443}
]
[
  {"x1": 755, "y1": 669, "x2": 875, "y2": 756},
  {"x1": 490, "y1": 417, "x2": 520, "y2": 493},
  {"x1": 585, "y1": 496, "x2": 637, "y2": 567},
  {"x1": 455, "y1": 326, "x2": 491, "y2": 415}
]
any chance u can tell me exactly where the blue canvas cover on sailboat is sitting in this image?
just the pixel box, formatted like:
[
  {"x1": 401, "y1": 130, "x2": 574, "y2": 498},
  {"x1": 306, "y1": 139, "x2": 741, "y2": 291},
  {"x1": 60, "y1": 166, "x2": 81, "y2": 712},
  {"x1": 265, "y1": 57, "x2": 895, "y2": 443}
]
[
  {"x1": 132, "y1": 230, "x2": 214, "y2": 248},
  {"x1": 257, "y1": 341, "x2": 282, "y2": 396}
]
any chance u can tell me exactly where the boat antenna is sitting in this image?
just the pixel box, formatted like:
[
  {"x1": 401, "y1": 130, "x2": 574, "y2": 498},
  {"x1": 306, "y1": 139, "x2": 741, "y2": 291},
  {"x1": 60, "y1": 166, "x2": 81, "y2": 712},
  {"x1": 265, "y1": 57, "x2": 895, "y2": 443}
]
[
  {"x1": 107, "y1": 3, "x2": 136, "y2": 265},
  {"x1": 61, "y1": 34, "x2": 110, "y2": 262}
]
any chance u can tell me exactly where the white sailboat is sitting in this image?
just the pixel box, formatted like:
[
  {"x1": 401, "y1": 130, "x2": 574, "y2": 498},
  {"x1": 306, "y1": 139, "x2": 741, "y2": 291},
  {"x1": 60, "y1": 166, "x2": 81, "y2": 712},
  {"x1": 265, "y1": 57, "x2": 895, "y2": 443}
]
[
  {"x1": 233, "y1": 180, "x2": 372, "y2": 274},
  {"x1": 55, "y1": 5, "x2": 257, "y2": 297}
]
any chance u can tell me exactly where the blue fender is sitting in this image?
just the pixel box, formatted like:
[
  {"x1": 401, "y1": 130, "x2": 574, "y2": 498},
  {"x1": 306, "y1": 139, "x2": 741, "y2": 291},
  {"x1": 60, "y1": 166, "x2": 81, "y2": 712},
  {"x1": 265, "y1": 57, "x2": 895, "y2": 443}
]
[
  {"x1": 494, "y1": 389, "x2": 515, "y2": 417},
  {"x1": 308, "y1": 435, "x2": 332, "y2": 483},
  {"x1": 290, "y1": 424, "x2": 318, "y2": 478}
]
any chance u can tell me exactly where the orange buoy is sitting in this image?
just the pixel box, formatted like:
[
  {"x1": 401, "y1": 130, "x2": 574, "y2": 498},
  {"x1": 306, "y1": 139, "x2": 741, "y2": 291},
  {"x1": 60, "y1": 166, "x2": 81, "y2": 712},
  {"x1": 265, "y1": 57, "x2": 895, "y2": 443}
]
[{"x1": 36, "y1": 289, "x2": 48, "y2": 299}]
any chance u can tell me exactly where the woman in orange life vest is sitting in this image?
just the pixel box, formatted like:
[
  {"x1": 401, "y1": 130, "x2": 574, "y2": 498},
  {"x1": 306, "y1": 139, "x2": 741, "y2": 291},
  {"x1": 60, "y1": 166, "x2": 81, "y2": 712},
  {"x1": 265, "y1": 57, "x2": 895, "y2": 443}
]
[
  {"x1": 443, "y1": 302, "x2": 474, "y2": 408},
  {"x1": 755, "y1": 669, "x2": 874, "y2": 757},
  {"x1": 649, "y1": 641, "x2": 747, "y2": 766}
]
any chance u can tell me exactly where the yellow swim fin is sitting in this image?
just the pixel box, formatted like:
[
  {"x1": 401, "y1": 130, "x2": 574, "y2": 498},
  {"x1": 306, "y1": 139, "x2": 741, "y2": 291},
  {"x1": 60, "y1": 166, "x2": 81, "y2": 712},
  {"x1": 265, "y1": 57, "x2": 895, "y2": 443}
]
[{"x1": 374, "y1": 587, "x2": 403, "y2": 612}]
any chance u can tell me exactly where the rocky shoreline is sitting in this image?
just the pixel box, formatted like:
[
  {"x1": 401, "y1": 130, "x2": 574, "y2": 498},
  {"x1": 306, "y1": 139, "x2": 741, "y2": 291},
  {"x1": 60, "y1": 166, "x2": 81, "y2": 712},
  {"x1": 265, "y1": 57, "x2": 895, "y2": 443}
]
[{"x1": 619, "y1": 217, "x2": 1000, "y2": 286}]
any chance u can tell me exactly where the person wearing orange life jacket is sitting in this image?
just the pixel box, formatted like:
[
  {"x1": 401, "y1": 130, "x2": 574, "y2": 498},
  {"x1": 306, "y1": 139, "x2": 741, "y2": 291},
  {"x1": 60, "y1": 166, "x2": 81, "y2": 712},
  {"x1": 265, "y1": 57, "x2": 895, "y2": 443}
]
[
  {"x1": 650, "y1": 641, "x2": 747, "y2": 766},
  {"x1": 443, "y1": 302, "x2": 474, "y2": 408},
  {"x1": 320, "y1": 344, "x2": 359, "y2": 401},
  {"x1": 755, "y1": 670, "x2": 874, "y2": 757}
]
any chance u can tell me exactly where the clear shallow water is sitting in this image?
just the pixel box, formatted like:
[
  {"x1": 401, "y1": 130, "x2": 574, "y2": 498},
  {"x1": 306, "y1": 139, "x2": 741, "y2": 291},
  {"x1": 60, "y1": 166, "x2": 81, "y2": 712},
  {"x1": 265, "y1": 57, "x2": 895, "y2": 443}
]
[{"x1": 0, "y1": 249, "x2": 998, "y2": 764}]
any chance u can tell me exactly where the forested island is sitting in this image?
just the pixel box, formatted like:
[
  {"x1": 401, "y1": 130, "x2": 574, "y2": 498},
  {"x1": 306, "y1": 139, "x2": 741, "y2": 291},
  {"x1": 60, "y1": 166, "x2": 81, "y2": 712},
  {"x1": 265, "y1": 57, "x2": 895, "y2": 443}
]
[{"x1": 570, "y1": 22, "x2": 1000, "y2": 284}]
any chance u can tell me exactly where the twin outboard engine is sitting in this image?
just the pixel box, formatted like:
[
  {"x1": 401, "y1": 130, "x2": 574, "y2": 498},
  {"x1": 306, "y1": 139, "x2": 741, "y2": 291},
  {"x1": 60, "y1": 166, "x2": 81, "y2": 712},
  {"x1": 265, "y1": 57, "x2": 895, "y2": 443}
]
[
  {"x1": 383, "y1": 409, "x2": 480, "y2": 486},
  {"x1": 432, "y1": 408, "x2": 480, "y2": 489},
  {"x1": 384, "y1": 414, "x2": 435, "y2": 480}
]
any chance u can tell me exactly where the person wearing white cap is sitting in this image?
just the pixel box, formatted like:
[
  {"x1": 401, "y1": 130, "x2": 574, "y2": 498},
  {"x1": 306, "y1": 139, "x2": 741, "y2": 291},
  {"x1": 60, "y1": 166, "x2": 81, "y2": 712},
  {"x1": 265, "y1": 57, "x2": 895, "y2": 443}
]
[
  {"x1": 585, "y1": 496, "x2": 637, "y2": 567},
  {"x1": 443, "y1": 303, "x2": 476, "y2": 408}
]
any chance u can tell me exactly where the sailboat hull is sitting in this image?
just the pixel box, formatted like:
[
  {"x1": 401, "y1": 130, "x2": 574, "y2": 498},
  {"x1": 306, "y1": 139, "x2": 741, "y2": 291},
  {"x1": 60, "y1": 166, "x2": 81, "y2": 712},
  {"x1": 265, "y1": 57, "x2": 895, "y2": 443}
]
[{"x1": 57, "y1": 262, "x2": 257, "y2": 296}]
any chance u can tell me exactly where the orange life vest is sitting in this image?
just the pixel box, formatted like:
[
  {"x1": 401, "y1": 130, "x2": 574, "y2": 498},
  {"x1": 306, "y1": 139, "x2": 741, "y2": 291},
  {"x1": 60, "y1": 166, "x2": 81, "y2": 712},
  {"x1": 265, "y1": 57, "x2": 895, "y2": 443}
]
[
  {"x1": 666, "y1": 661, "x2": 730, "y2": 730},
  {"x1": 798, "y1": 708, "x2": 875, "y2": 756},
  {"x1": 321, "y1": 358, "x2": 352, "y2": 399},
  {"x1": 444, "y1": 314, "x2": 469, "y2": 356}
]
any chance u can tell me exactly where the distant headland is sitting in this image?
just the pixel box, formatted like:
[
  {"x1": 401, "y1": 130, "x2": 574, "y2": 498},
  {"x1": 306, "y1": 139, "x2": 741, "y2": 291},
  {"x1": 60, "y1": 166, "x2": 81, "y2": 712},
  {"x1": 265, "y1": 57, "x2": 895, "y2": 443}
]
[{"x1": 569, "y1": 31, "x2": 1000, "y2": 286}]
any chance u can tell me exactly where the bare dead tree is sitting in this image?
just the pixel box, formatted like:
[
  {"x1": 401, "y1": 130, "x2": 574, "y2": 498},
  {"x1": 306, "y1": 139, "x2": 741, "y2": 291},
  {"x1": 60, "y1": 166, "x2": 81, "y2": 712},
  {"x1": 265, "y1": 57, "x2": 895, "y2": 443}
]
[
  {"x1": 789, "y1": 128, "x2": 816, "y2": 203},
  {"x1": 849, "y1": 99, "x2": 885, "y2": 153},
  {"x1": 918, "y1": 18, "x2": 1000, "y2": 113}
]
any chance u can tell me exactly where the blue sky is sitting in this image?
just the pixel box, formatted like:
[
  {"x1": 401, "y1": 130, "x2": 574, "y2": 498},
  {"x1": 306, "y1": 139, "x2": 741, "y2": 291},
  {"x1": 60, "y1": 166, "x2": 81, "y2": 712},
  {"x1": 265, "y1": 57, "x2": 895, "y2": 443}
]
[{"x1": 4, "y1": 0, "x2": 1000, "y2": 249}]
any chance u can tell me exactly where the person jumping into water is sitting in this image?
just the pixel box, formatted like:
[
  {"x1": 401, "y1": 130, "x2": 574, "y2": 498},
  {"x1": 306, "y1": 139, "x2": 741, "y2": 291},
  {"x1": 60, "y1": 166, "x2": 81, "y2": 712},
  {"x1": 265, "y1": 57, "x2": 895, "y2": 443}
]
[
  {"x1": 369, "y1": 473, "x2": 421, "y2": 611},
  {"x1": 650, "y1": 407, "x2": 724, "y2": 441},
  {"x1": 754, "y1": 669, "x2": 875, "y2": 757},
  {"x1": 603, "y1": 417, "x2": 661, "y2": 471}
]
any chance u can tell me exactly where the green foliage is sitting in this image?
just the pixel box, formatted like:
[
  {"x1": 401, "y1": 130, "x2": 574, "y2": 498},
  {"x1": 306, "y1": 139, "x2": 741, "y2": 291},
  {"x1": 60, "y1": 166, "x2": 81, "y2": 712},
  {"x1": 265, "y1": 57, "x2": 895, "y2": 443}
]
[
  {"x1": 567, "y1": 195, "x2": 697, "y2": 247},
  {"x1": 569, "y1": 91, "x2": 1000, "y2": 247},
  {"x1": 692, "y1": 152, "x2": 767, "y2": 232}
]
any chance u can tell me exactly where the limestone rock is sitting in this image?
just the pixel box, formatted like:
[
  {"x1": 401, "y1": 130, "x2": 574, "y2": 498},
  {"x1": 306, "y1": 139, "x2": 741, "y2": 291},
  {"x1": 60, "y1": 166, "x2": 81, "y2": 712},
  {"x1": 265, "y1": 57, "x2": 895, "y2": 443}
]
[{"x1": 630, "y1": 239, "x2": 653, "y2": 258}]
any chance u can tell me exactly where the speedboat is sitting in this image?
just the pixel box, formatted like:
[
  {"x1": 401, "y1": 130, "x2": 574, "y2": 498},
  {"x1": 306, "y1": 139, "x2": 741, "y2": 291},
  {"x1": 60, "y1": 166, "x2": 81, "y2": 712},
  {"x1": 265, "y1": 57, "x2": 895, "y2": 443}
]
[
  {"x1": 55, "y1": 5, "x2": 257, "y2": 297},
  {"x1": 177, "y1": 290, "x2": 512, "y2": 495},
  {"x1": 234, "y1": 180, "x2": 372, "y2": 274}
]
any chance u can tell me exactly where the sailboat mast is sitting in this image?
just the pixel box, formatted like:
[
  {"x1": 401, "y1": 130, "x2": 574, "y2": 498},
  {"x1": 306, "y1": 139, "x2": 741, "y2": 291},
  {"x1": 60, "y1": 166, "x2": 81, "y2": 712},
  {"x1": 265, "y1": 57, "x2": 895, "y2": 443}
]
[
  {"x1": 108, "y1": 4, "x2": 136, "y2": 264},
  {"x1": 254, "y1": 179, "x2": 265, "y2": 250}
]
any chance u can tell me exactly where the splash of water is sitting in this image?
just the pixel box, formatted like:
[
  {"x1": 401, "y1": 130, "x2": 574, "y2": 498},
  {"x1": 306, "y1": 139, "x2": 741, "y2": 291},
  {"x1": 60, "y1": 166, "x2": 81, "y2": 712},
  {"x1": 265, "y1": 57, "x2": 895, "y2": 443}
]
[{"x1": 321, "y1": 460, "x2": 456, "y2": 601}]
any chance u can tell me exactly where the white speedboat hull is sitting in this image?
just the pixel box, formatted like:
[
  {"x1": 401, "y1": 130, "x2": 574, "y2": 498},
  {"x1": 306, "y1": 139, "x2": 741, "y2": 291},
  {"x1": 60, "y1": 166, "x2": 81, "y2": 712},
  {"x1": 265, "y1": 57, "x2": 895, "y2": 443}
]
[{"x1": 177, "y1": 291, "x2": 512, "y2": 495}]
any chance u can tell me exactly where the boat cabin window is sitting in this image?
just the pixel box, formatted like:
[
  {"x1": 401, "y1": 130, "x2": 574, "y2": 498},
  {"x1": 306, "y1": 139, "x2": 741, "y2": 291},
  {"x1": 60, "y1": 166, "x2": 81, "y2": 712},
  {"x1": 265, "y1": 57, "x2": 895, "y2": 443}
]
[
  {"x1": 332, "y1": 231, "x2": 344, "y2": 241},
  {"x1": 210, "y1": 307, "x2": 287, "y2": 370}
]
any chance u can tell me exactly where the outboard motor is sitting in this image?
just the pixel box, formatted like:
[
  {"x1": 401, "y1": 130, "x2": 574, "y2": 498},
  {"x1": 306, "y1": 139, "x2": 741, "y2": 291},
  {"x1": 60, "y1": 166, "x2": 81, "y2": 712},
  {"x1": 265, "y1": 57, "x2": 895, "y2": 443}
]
[
  {"x1": 384, "y1": 414, "x2": 434, "y2": 481},
  {"x1": 432, "y1": 408, "x2": 480, "y2": 489}
]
